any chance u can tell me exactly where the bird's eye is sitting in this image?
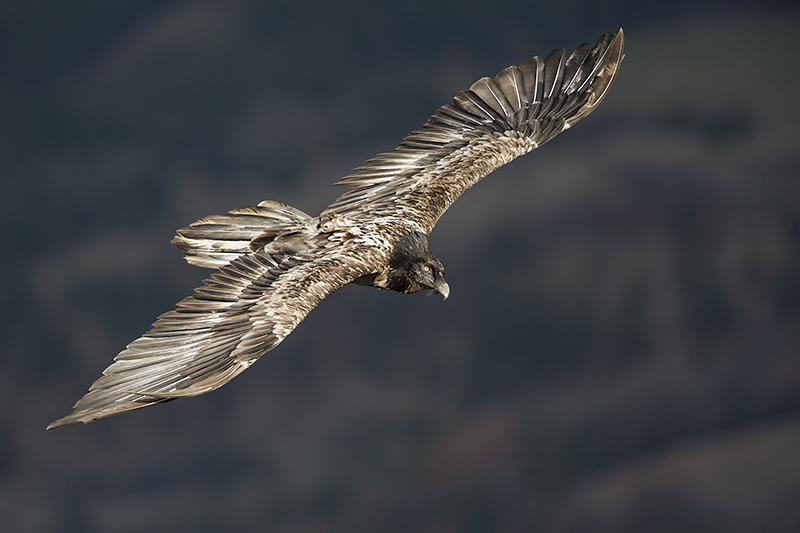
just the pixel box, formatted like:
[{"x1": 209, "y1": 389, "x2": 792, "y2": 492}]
[{"x1": 423, "y1": 265, "x2": 431, "y2": 273}]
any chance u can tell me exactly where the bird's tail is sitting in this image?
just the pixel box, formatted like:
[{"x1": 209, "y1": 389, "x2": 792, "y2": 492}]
[{"x1": 171, "y1": 199, "x2": 311, "y2": 269}]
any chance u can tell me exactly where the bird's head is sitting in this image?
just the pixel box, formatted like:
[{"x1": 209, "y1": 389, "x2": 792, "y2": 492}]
[
  {"x1": 386, "y1": 232, "x2": 450, "y2": 299},
  {"x1": 409, "y1": 258, "x2": 449, "y2": 300}
]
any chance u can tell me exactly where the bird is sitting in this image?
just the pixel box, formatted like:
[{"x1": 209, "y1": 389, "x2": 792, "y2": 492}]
[{"x1": 48, "y1": 30, "x2": 624, "y2": 429}]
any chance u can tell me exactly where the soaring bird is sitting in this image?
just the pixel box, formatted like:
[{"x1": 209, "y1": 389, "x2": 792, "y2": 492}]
[{"x1": 48, "y1": 30, "x2": 624, "y2": 429}]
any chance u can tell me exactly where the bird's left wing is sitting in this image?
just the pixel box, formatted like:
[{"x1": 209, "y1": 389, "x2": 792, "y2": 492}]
[
  {"x1": 48, "y1": 243, "x2": 372, "y2": 429},
  {"x1": 322, "y1": 30, "x2": 624, "y2": 234}
]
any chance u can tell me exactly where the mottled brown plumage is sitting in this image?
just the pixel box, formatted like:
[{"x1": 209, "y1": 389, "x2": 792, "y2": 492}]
[{"x1": 48, "y1": 30, "x2": 624, "y2": 429}]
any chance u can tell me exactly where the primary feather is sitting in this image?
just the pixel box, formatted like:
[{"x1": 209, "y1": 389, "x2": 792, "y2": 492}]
[{"x1": 48, "y1": 30, "x2": 624, "y2": 429}]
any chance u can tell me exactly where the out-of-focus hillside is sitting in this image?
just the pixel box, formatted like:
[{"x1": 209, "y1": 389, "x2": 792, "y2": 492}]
[{"x1": 1, "y1": 2, "x2": 799, "y2": 532}]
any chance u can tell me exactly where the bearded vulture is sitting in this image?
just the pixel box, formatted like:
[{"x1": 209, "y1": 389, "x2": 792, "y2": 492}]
[{"x1": 48, "y1": 30, "x2": 624, "y2": 429}]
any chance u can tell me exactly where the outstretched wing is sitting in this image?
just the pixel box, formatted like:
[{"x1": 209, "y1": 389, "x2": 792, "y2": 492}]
[
  {"x1": 48, "y1": 244, "x2": 368, "y2": 429},
  {"x1": 322, "y1": 30, "x2": 624, "y2": 234}
]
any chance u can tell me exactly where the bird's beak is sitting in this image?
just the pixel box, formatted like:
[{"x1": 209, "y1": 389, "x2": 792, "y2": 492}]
[{"x1": 434, "y1": 278, "x2": 450, "y2": 300}]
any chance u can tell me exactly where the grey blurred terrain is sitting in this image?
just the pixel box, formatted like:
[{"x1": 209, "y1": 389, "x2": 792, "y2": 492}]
[{"x1": 2, "y1": 2, "x2": 799, "y2": 532}]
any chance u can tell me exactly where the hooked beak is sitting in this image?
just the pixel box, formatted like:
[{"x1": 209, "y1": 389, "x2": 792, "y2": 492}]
[{"x1": 434, "y1": 278, "x2": 450, "y2": 300}]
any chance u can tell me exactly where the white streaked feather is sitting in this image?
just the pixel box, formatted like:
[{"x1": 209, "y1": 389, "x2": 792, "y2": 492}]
[{"x1": 323, "y1": 30, "x2": 624, "y2": 235}]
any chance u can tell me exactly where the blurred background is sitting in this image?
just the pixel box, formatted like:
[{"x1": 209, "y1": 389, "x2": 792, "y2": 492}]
[{"x1": 2, "y1": 1, "x2": 799, "y2": 531}]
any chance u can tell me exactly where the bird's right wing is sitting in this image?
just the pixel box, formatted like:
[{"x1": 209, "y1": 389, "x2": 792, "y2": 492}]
[
  {"x1": 48, "y1": 236, "x2": 376, "y2": 429},
  {"x1": 322, "y1": 30, "x2": 624, "y2": 235}
]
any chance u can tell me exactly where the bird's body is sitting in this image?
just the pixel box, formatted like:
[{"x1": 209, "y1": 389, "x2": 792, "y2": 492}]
[{"x1": 49, "y1": 30, "x2": 624, "y2": 429}]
